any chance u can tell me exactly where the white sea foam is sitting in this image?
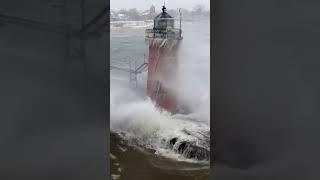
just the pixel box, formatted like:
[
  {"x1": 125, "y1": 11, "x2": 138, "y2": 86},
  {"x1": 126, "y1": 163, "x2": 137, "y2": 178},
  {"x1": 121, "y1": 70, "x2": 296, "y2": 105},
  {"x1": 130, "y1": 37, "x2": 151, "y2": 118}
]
[
  {"x1": 110, "y1": 19, "x2": 210, "y2": 162},
  {"x1": 110, "y1": 75, "x2": 209, "y2": 162}
]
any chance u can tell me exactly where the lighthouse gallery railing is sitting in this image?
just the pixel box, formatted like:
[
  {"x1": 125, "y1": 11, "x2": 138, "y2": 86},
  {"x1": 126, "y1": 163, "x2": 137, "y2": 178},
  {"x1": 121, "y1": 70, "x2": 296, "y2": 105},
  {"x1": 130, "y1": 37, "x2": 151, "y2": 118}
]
[{"x1": 145, "y1": 28, "x2": 182, "y2": 40}]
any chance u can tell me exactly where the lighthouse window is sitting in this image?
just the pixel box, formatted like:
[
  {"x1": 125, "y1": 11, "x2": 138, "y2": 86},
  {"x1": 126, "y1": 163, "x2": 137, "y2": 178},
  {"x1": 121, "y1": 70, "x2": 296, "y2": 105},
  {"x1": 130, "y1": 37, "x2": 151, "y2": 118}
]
[
  {"x1": 156, "y1": 19, "x2": 174, "y2": 30},
  {"x1": 167, "y1": 19, "x2": 174, "y2": 28},
  {"x1": 159, "y1": 20, "x2": 167, "y2": 29}
]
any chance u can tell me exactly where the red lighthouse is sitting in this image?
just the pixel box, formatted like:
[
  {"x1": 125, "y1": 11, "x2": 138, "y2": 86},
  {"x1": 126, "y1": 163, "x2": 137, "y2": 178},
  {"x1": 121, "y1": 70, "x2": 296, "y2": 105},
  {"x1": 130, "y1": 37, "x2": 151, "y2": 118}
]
[{"x1": 145, "y1": 6, "x2": 183, "y2": 113}]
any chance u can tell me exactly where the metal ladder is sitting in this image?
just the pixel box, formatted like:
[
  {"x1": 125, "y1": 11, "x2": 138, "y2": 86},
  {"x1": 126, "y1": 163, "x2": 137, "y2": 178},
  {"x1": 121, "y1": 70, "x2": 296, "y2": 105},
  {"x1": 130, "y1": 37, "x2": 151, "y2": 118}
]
[
  {"x1": 129, "y1": 58, "x2": 148, "y2": 88},
  {"x1": 111, "y1": 55, "x2": 148, "y2": 88}
]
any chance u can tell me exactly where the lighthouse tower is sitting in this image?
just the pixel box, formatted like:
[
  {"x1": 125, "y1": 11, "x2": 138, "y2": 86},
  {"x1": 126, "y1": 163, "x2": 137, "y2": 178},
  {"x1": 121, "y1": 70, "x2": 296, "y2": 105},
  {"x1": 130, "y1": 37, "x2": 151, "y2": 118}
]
[{"x1": 145, "y1": 6, "x2": 183, "y2": 113}]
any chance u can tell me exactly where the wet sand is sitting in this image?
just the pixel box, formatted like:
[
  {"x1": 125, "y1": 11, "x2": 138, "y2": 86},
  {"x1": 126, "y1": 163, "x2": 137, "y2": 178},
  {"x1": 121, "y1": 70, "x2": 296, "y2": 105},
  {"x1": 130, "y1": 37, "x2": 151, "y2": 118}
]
[{"x1": 110, "y1": 133, "x2": 209, "y2": 180}]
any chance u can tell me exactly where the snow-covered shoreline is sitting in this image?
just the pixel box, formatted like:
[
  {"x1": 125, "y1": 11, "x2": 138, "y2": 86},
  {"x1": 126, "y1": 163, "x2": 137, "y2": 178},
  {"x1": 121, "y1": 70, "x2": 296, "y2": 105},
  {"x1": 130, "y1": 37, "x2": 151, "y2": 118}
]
[{"x1": 110, "y1": 20, "x2": 153, "y2": 29}]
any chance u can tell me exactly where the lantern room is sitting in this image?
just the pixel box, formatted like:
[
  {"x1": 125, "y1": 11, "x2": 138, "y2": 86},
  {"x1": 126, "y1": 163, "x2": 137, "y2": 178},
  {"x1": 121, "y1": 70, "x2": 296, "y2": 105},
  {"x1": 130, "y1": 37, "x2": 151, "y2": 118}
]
[
  {"x1": 154, "y1": 6, "x2": 175, "y2": 30},
  {"x1": 145, "y1": 5, "x2": 182, "y2": 40}
]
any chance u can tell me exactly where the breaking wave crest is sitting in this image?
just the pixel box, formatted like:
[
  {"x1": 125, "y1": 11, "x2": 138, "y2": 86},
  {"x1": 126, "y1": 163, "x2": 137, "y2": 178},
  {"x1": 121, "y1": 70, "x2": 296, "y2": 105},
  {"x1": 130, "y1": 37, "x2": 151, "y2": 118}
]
[
  {"x1": 110, "y1": 20, "x2": 210, "y2": 163},
  {"x1": 110, "y1": 78, "x2": 210, "y2": 163}
]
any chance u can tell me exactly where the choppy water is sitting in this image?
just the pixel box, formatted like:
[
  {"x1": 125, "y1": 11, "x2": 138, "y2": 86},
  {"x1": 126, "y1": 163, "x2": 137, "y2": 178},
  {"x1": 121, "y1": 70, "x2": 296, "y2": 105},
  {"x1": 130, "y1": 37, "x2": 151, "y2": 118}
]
[{"x1": 110, "y1": 19, "x2": 210, "y2": 180}]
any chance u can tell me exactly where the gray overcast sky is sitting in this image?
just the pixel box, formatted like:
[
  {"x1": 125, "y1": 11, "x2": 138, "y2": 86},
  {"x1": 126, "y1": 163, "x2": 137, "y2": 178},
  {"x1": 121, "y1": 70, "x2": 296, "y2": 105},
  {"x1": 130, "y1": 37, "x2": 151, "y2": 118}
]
[{"x1": 111, "y1": 0, "x2": 210, "y2": 11}]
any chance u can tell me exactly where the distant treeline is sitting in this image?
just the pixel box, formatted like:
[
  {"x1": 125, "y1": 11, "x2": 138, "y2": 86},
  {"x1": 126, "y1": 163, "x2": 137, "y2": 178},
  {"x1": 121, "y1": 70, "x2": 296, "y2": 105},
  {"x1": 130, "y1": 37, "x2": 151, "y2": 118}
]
[{"x1": 111, "y1": 4, "x2": 210, "y2": 21}]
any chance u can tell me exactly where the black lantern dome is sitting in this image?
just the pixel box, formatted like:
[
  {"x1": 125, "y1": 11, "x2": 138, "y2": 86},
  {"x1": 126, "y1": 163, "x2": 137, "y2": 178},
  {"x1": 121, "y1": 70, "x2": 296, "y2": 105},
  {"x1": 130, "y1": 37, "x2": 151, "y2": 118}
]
[
  {"x1": 145, "y1": 5, "x2": 182, "y2": 40},
  {"x1": 154, "y1": 6, "x2": 175, "y2": 30}
]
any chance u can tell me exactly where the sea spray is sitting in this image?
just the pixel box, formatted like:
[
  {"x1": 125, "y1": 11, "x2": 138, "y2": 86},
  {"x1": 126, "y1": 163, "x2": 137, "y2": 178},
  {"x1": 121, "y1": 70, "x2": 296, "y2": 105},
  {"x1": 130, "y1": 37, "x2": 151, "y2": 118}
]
[
  {"x1": 111, "y1": 78, "x2": 209, "y2": 161},
  {"x1": 110, "y1": 20, "x2": 210, "y2": 162}
]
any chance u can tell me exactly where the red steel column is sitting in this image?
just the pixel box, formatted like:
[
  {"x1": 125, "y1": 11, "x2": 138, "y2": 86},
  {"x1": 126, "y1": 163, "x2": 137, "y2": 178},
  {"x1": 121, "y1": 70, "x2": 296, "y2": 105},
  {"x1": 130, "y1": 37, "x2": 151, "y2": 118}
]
[{"x1": 147, "y1": 40, "x2": 180, "y2": 113}]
